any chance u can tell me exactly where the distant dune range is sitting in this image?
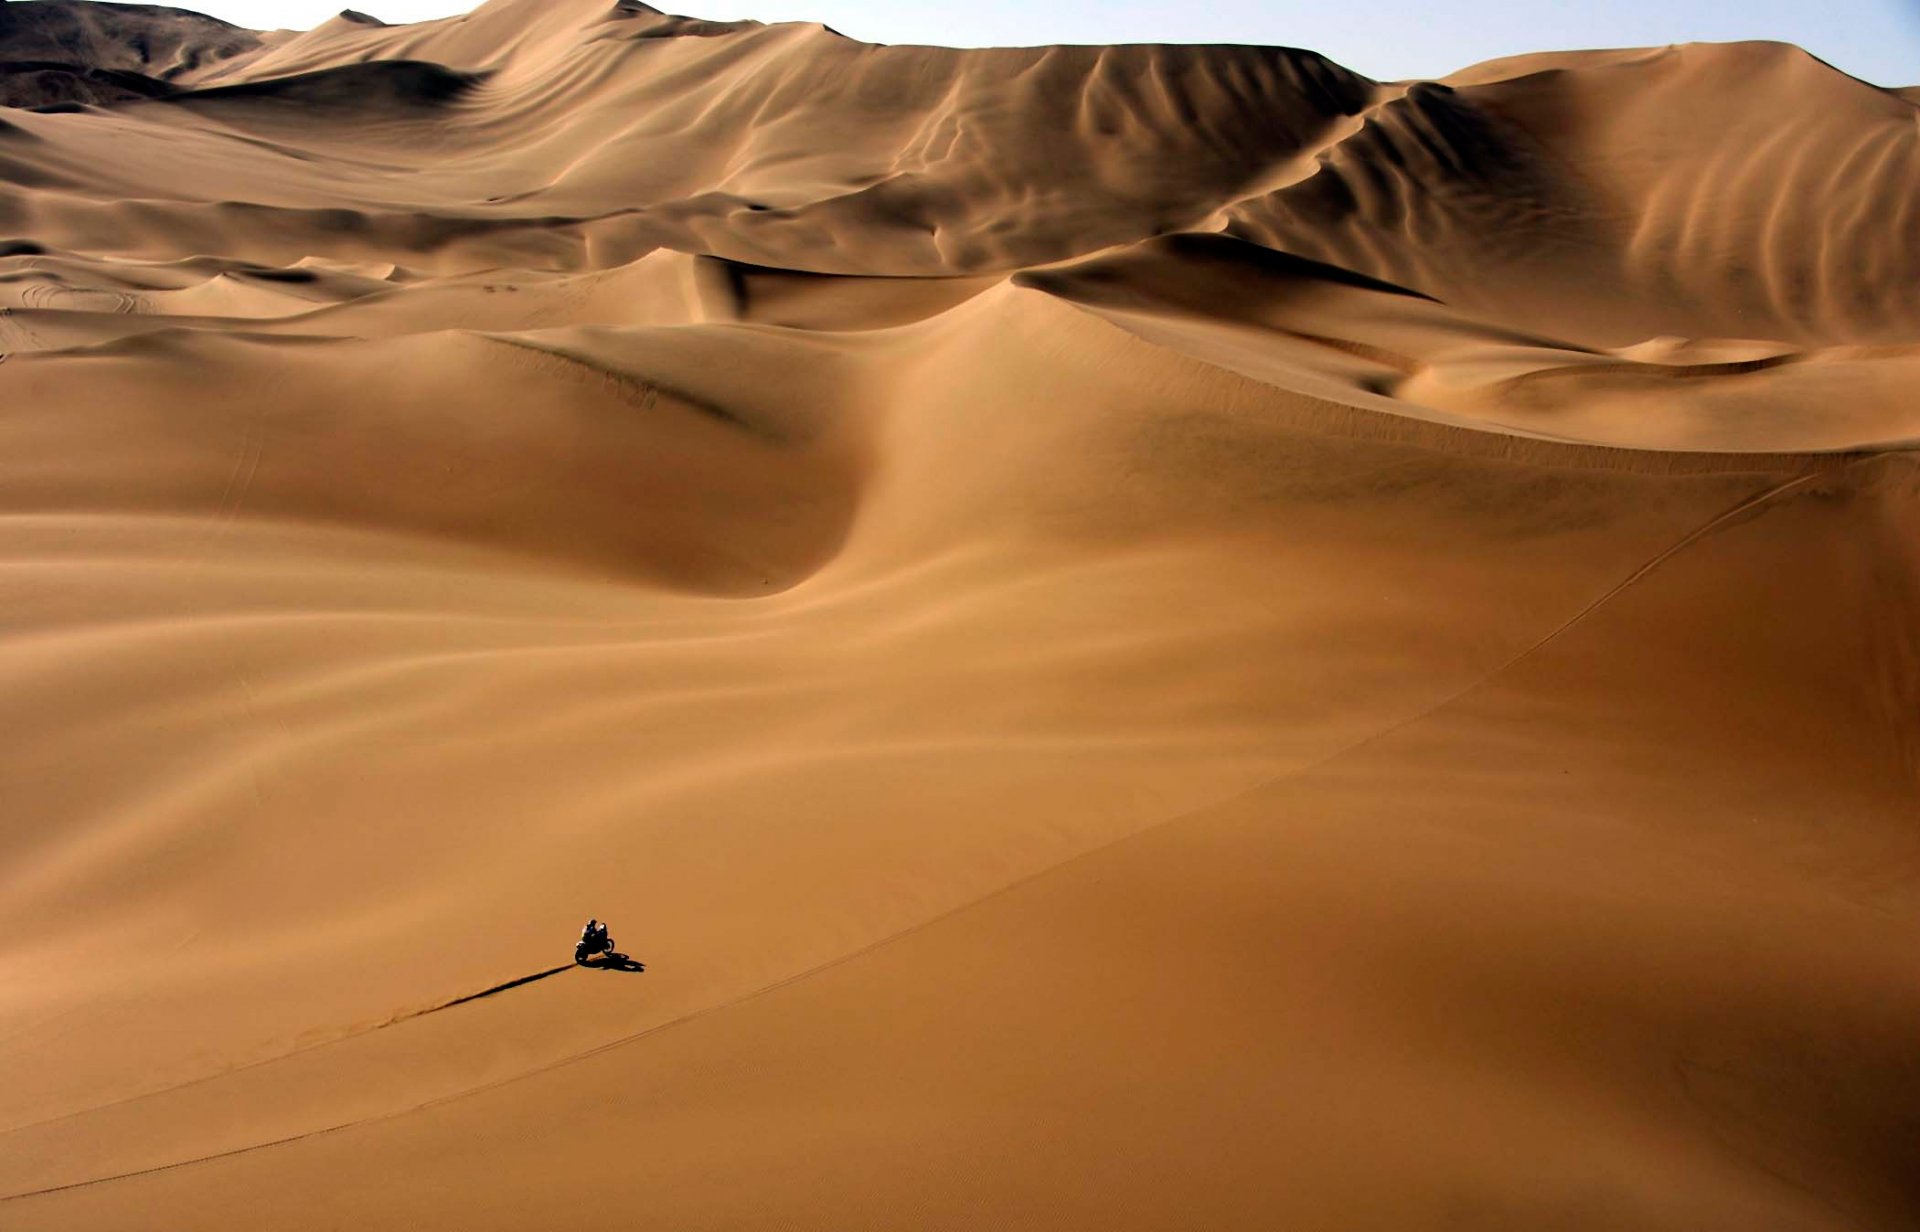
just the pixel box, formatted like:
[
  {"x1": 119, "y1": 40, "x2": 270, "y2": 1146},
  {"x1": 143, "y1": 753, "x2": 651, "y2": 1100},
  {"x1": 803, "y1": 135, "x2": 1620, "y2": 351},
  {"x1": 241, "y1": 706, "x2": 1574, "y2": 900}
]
[{"x1": 0, "y1": 1, "x2": 1916, "y2": 1227}]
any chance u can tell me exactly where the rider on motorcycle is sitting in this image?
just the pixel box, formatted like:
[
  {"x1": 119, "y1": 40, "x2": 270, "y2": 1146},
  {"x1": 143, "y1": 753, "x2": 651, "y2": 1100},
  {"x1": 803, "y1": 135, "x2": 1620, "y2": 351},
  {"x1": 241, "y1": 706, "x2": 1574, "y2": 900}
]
[{"x1": 577, "y1": 918, "x2": 613, "y2": 962}]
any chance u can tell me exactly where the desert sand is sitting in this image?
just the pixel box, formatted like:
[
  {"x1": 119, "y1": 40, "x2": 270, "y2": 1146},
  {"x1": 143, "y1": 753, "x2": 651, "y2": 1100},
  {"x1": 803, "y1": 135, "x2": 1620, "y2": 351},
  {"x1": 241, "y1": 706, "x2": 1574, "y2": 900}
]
[{"x1": 0, "y1": 0, "x2": 1917, "y2": 1226}]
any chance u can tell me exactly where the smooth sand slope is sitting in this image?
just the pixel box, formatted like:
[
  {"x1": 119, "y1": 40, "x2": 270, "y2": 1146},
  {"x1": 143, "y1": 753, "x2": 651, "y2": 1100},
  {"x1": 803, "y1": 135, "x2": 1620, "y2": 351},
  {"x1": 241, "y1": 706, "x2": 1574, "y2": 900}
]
[{"x1": 0, "y1": 1, "x2": 1917, "y2": 1227}]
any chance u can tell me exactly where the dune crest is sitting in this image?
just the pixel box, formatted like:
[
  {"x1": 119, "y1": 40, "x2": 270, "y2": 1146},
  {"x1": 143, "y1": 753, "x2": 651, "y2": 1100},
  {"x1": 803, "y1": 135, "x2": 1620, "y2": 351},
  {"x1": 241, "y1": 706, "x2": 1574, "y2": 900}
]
[{"x1": 1, "y1": 3, "x2": 1917, "y2": 1229}]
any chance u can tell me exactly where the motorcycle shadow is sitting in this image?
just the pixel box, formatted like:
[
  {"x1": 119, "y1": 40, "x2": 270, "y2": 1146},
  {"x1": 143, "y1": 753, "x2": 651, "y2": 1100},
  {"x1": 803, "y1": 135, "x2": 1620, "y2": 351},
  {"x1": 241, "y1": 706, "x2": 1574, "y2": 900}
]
[{"x1": 579, "y1": 951, "x2": 645, "y2": 973}]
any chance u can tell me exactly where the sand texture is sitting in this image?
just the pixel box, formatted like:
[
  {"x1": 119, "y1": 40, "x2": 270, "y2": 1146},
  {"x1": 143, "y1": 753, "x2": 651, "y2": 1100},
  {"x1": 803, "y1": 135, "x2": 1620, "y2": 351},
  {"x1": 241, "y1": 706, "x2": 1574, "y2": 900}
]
[{"x1": 1, "y1": 1, "x2": 1917, "y2": 1227}]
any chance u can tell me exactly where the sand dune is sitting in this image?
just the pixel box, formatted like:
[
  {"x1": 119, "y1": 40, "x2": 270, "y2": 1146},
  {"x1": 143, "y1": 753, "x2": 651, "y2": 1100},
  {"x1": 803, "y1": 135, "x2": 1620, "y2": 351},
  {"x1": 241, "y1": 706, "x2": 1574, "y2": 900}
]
[
  {"x1": 0, "y1": 0, "x2": 258, "y2": 106},
  {"x1": 1, "y1": 2, "x2": 1916, "y2": 1228}
]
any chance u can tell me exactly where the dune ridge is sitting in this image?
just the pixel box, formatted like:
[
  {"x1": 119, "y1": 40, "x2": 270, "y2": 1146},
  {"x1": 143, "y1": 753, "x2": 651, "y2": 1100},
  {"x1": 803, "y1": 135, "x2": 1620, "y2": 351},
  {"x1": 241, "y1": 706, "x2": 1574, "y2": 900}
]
[{"x1": 1, "y1": 1, "x2": 1917, "y2": 1228}]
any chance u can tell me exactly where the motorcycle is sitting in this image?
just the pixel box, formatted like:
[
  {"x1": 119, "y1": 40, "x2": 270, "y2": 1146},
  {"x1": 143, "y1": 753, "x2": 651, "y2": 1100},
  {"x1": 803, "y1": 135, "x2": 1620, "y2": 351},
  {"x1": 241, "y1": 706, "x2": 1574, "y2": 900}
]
[{"x1": 575, "y1": 928, "x2": 615, "y2": 965}]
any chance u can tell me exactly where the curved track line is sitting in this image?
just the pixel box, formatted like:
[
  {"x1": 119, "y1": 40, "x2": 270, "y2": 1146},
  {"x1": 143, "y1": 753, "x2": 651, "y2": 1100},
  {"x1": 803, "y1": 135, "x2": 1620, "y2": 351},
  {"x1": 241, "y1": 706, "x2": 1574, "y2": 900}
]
[
  {"x1": 1495, "y1": 467, "x2": 1832, "y2": 664},
  {"x1": 0, "y1": 966, "x2": 575, "y2": 1141},
  {"x1": 0, "y1": 463, "x2": 1841, "y2": 1205}
]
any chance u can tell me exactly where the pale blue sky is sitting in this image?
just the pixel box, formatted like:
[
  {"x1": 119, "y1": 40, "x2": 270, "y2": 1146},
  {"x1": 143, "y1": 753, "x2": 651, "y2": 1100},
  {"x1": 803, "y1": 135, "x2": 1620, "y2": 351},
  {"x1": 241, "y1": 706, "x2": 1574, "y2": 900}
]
[{"x1": 150, "y1": 0, "x2": 1920, "y2": 86}]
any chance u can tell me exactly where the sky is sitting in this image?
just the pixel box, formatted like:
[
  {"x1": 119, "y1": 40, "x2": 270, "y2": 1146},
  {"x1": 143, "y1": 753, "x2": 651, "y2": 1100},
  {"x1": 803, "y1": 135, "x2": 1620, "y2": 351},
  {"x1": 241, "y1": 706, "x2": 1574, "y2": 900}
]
[{"x1": 141, "y1": 0, "x2": 1920, "y2": 86}]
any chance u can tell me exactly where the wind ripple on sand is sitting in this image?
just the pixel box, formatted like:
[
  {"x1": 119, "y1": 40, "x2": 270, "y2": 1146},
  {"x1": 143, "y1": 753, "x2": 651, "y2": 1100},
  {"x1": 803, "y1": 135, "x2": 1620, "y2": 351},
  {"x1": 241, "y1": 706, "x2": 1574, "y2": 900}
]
[{"x1": 1, "y1": 2, "x2": 1918, "y2": 1227}]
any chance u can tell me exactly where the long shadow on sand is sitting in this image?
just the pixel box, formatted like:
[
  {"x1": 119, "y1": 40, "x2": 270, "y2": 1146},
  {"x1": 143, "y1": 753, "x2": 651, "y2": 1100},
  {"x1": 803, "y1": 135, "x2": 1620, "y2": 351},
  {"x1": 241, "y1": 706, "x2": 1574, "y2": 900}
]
[{"x1": 579, "y1": 952, "x2": 646, "y2": 974}]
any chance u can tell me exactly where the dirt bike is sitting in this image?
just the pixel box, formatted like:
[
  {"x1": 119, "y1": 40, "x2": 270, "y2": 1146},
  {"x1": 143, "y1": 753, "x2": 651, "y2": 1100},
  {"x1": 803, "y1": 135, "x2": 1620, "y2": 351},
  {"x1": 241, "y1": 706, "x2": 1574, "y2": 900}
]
[{"x1": 575, "y1": 930, "x2": 615, "y2": 965}]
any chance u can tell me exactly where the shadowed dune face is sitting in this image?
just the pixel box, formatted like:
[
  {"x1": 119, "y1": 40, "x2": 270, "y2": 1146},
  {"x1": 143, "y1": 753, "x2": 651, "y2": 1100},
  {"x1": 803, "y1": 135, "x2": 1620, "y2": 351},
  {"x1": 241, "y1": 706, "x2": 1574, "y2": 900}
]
[
  {"x1": 0, "y1": 0, "x2": 259, "y2": 105},
  {"x1": 0, "y1": 3, "x2": 1917, "y2": 1229},
  {"x1": 1226, "y1": 45, "x2": 1920, "y2": 348}
]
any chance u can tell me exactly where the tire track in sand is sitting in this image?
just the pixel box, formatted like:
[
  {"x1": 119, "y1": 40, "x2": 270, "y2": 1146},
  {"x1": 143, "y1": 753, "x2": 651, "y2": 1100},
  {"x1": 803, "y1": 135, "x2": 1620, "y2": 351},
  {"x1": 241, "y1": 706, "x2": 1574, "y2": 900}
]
[{"x1": 0, "y1": 462, "x2": 1852, "y2": 1206}]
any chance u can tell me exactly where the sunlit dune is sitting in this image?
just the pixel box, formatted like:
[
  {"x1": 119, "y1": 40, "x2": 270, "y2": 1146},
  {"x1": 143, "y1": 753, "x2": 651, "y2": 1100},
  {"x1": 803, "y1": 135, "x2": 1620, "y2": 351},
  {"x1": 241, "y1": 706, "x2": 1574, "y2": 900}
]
[{"x1": 1, "y1": 1, "x2": 1917, "y2": 1227}]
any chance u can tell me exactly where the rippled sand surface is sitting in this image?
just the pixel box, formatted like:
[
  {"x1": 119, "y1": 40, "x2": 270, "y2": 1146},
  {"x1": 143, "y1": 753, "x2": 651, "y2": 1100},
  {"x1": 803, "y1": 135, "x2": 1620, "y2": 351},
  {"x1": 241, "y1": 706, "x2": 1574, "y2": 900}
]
[{"x1": 1, "y1": 2, "x2": 1917, "y2": 1227}]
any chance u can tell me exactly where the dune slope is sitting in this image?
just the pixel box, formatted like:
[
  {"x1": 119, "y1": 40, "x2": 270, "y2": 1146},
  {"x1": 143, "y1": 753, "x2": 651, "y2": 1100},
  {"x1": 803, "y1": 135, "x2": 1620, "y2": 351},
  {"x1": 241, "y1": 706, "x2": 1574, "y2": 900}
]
[{"x1": 0, "y1": 2, "x2": 1916, "y2": 1228}]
